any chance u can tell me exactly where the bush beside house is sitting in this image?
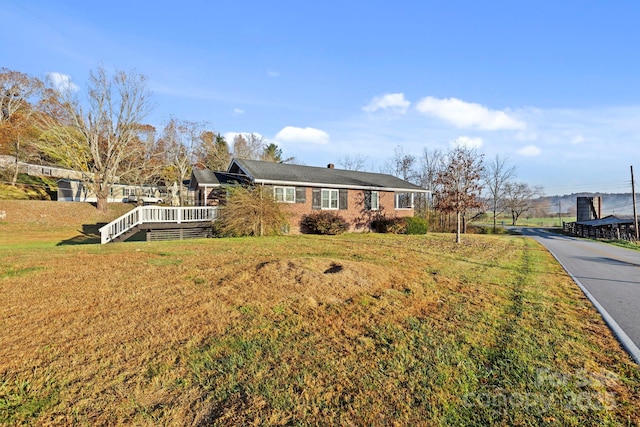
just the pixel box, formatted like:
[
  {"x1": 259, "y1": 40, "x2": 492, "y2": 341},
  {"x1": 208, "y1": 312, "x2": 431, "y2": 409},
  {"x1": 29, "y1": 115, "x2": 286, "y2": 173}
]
[
  {"x1": 371, "y1": 216, "x2": 428, "y2": 235},
  {"x1": 300, "y1": 211, "x2": 350, "y2": 235}
]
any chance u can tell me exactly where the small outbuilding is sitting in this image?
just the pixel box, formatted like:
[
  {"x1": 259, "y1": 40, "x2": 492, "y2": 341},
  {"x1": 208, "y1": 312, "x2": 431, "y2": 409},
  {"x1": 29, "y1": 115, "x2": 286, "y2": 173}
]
[{"x1": 564, "y1": 215, "x2": 635, "y2": 240}]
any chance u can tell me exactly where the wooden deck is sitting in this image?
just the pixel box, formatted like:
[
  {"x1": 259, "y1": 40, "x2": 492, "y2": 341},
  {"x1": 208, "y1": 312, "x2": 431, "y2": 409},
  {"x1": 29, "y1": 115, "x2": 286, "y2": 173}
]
[{"x1": 99, "y1": 206, "x2": 218, "y2": 243}]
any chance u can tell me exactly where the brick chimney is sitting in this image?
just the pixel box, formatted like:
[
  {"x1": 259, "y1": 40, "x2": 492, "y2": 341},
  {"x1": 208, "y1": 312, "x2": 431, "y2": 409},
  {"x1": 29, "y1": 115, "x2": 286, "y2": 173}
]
[{"x1": 327, "y1": 163, "x2": 334, "y2": 169}]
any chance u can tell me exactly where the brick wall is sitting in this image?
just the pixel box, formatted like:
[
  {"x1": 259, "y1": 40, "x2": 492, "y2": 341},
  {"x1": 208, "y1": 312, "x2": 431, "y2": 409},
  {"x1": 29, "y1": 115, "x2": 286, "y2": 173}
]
[{"x1": 282, "y1": 187, "x2": 415, "y2": 233}]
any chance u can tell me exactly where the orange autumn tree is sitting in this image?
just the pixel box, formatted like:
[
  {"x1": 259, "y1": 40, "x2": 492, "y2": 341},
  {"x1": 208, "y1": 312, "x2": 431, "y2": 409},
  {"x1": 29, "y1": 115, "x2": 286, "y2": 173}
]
[{"x1": 0, "y1": 68, "x2": 45, "y2": 184}]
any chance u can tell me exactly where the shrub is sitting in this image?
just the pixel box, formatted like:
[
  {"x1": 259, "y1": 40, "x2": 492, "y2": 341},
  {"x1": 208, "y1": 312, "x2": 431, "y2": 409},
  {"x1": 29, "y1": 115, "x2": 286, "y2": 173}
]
[
  {"x1": 404, "y1": 216, "x2": 429, "y2": 234},
  {"x1": 211, "y1": 185, "x2": 290, "y2": 237},
  {"x1": 371, "y1": 216, "x2": 406, "y2": 234},
  {"x1": 300, "y1": 211, "x2": 349, "y2": 235}
]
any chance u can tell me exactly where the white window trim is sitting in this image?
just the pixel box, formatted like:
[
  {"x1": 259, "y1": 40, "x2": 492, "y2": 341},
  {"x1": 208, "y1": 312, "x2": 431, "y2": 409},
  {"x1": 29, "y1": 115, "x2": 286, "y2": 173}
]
[
  {"x1": 321, "y1": 188, "x2": 339, "y2": 210},
  {"x1": 370, "y1": 191, "x2": 379, "y2": 211},
  {"x1": 274, "y1": 186, "x2": 296, "y2": 203},
  {"x1": 395, "y1": 192, "x2": 414, "y2": 210}
]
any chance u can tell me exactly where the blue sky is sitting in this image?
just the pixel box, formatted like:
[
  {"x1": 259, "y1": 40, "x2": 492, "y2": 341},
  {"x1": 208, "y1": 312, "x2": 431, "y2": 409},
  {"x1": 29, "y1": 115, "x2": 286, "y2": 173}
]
[{"x1": 3, "y1": 0, "x2": 640, "y2": 195}]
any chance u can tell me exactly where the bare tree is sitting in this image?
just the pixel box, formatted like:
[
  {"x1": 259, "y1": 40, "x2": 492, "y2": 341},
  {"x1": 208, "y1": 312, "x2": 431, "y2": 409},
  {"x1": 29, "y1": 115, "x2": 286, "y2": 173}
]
[
  {"x1": 338, "y1": 154, "x2": 368, "y2": 171},
  {"x1": 415, "y1": 148, "x2": 443, "y2": 210},
  {"x1": 232, "y1": 133, "x2": 265, "y2": 160},
  {"x1": 523, "y1": 197, "x2": 549, "y2": 219},
  {"x1": 385, "y1": 145, "x2": 417, "y2": 182},
  {"x1": 37, "y1": 65, "x2": 153, "y2": 213},
  {"x1": 503, "y1": 182, "x2": 544, "y2": 225},
  {"x1": 117, "y1": 123, "x2": 165, "y2": 192},
  {"x1": 0, "y1": 68, "x2": 43, "y2": 125},
  {"x1": 483, "y1": 154, "x2": 517, "y2": 232},
  {"x1": 434, "y1": 146, "x2": 485, "y2": 243},
  {"x1": 157, "y1": 118, "x2": 214, "y2": 205}
]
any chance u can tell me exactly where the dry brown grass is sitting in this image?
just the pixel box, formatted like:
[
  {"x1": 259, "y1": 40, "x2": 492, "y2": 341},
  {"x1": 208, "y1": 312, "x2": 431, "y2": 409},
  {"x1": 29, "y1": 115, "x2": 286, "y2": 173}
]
[{"x1": 0, "y1": 201, "x2": 639, "y2": 425}]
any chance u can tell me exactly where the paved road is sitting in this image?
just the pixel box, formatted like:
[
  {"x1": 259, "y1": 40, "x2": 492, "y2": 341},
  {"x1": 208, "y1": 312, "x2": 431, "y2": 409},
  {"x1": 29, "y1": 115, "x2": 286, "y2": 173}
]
[{"x1": 514, "y1": 227, "x2": 640, "y2": 362}]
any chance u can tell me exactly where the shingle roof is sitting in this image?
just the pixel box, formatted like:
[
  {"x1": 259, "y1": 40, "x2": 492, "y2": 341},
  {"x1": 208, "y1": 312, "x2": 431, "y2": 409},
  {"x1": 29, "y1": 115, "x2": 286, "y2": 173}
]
[
  {"x1": 189, "y1": 169, "x2": 245, "y2": 190},
  {"x1": 230, "y1": 158, "x2": 428, "y2": 192},
  {"x1": 574, "y1": 215, "x2": 635, "y2": 227}
]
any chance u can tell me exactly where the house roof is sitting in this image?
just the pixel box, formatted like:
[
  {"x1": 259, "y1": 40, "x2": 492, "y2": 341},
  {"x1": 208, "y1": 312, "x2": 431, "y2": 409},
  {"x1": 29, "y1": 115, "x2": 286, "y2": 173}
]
[
  {"x1": 574, "y1": 215, "x2": 635, "y2": 227},
  {"x1": 227, "y1": 158, "x2": 429, "y2": 192},
  {"x1": 189, "y1": 169, "x2": 246, "y2": 190}
]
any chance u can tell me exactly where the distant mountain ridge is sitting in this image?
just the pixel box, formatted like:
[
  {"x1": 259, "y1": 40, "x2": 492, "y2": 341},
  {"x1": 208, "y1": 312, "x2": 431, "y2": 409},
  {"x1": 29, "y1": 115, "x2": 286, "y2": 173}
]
[{"x1": 540, "y1": 192, "x2": 638, "y2": 216}]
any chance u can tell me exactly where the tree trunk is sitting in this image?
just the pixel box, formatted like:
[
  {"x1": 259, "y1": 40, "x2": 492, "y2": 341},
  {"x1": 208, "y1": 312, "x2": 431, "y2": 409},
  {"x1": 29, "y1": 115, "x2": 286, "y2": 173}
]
[
  {"x1": 11, "y1": 156, "x2": 19, "y2": 185},
  {"x1": 11, "y1": 138, "x2": 20, "y2": 185},
  {"x1": 96, "y1": 196, "x2": 109, "y2": 214},
  {"x1": 96, "y1": 184, "x2": 110, "y2": 214},
  {"x1": 456, "y1": 211, "x2": 461, "y2": 243},
  {"x1": 176, "y1": 181, "x2": 184, "y2": 207},
  {"x1": 492, "y1": 201, "x2": 497, "y2": 233}
]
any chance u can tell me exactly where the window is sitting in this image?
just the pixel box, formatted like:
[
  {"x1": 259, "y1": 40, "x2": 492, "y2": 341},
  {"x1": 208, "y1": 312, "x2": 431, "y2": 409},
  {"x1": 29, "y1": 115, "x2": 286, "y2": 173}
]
[
  {"x1": 321, "y1": 189, "x2": 339, "y2": 209},
  {"x1": 274, "y1": 186, "x2": 295, "y2": 203},
  {"x1": 364, "y1": 191, "x2": 379, "y2": 210},
  {"x1": 395, "y1": 192, "x2": 414, "y2": 209},
  {"x1": 312, "y1": 188, "x2": 347, "y2": 210}
]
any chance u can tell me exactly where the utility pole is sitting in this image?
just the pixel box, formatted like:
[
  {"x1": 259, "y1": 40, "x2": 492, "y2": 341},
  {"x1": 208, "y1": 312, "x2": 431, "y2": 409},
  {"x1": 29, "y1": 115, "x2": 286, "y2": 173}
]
[
  {"x1": 632, "y1": 166, "x2": 639, "y2": 241},
  {"x1": 558, "y1": 200, "x2": 562, "y2": 227}
]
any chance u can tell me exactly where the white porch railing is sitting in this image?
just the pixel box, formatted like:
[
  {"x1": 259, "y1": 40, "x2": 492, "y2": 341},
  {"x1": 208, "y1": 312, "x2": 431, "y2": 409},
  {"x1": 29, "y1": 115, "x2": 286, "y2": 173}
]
[{"x1": 99, "y1": 206, "x2": 219, "y2": 244}]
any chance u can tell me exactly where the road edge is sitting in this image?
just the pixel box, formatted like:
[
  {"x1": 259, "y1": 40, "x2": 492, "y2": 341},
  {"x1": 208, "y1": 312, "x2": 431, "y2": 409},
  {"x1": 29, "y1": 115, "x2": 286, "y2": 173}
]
[{"x1": 544, "y1": 246, "x2": 640, "y2": 365}]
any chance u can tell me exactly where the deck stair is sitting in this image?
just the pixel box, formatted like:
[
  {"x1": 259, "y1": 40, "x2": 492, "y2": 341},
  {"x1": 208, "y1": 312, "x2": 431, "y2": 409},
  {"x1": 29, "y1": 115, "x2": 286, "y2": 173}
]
[{"x1": 99, "y1": 206, "x2": 218, "y2": 243}]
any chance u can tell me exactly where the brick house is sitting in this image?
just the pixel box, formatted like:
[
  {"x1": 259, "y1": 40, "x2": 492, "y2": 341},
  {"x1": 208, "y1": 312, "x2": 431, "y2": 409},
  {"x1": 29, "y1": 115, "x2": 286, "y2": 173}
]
[{"x1": 189, "y1": 158, "x2": 428, "y2": 233}]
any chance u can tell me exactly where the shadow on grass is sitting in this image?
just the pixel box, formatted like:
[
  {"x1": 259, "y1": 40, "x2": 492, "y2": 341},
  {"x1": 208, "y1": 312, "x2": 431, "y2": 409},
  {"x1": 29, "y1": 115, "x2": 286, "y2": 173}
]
[
  {"x1": 56, "y1": 224, "x2": 146, "y2": 246},
  {"x1": 56, "y1": 223, "x2": 106, "y2": 245}
]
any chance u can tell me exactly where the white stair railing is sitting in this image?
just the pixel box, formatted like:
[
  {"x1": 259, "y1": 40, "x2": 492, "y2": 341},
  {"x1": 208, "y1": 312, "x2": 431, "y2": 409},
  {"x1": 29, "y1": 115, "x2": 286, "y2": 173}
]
[{"x1": 99, "y1": 206, "x2": 218, "y2": 244}]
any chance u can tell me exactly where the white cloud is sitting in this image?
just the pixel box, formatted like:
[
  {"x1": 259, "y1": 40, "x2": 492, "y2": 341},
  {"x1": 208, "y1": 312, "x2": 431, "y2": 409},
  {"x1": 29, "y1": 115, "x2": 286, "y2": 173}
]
[
  {"x1": 46, "y1": 72, "x2": 79, "y2": 92},
  {"x1": 451, "y1": 136, "x2": 483, "y2": 149},
  {"x1": 570, "y1": 134, "x2": 585, "y2": 145},
  {"x1": 267, "y1": 70, "x2": 280, "y2": 78},
  {"x1": 233, "y1": 108, "x2": 245, "y2": 115},
  {"x1": 362, "y1": 93, "x2": 410, "y2": 114},
  {"x1": 224, "y1": 131, "x2": 240, "y2": 142},
  {"x1": 415, "y1": 96, "x2": 526, "y2": 130},
  {"x1": 275, "y1": 126, "x2": 329, "y2": 145},
  {"x1": 517, "y1": 145, "x2": 541, "y2": 156}
]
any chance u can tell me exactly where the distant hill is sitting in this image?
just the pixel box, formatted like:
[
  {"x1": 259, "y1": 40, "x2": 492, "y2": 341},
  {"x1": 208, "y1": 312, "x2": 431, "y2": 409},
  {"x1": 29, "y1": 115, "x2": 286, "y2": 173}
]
[{"x1": 540, "y1": 193, "x2": 638, "y2": 216}]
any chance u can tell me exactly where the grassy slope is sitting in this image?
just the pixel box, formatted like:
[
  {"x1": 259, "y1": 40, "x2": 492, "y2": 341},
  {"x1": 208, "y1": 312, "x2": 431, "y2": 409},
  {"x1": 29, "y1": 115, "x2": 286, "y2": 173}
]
[
  {"x1": 0, "y1": 200, "x2": 133, "y2": 247},
  {"x1": 0, "y1": 201, "x2": 639, "y2": 425}
]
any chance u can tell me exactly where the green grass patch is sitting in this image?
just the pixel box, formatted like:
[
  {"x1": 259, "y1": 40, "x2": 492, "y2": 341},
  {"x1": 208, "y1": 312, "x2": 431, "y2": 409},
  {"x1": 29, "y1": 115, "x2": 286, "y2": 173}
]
[
  {"x1": 513, "y1": 216, "x2": 576, "y2": 227},
  {"x1": 0, "y1": 373, "x2": 60, "y2": 424},
  {"x1": 0, "y1": 266, "x2": 45, "y2": 279},
  {"x1": 602, "y1": 239, "x2": 640, "y2": 251}
]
